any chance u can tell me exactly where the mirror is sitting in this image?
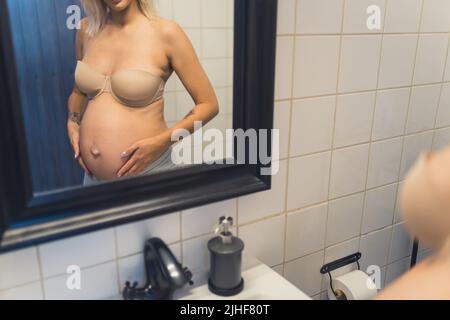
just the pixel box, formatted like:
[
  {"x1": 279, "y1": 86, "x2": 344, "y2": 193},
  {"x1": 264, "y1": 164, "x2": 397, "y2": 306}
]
[
  {"x1": 0, "y1": 0, "x2": 277, "y2": 252},
  {"x1": 5, "y1": 0, "x2": 234, "y2": 193}
]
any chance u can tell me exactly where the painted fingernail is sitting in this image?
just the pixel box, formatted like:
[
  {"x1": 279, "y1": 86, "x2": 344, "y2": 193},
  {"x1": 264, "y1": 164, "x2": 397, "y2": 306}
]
[{"x1": 121, "y1": 152, "x2": 128, "y2": 158}]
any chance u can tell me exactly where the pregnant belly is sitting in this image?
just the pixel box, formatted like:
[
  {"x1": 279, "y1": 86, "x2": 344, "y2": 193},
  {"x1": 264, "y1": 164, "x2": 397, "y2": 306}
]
[{"x1": 79, "y1": 95, "x2": 166, "y2": 181}]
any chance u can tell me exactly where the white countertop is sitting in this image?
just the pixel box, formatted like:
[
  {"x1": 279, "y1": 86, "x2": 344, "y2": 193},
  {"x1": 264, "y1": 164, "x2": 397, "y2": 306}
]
[
  {"x1": 111, "y1": 256, "x2": 310, "y2": 300},
  {"x1": 174, "y1": 257, "x2": 311, "y2": 300}
]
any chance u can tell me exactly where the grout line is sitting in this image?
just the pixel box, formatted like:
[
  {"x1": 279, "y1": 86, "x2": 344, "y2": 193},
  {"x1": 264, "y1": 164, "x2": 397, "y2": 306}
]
[
  {"x1": 322, "y1": 0, "x2": 346, "y2": 259},
  {"x1": 35, "y1": 247, "x2": 46, "y2": 300},
  {"x1": 276, "y1": 31, "x2": 450, "y2": 37},
  {"x1": 358, "y1": 6, "x2": 387, "y2": 250},
  {"x1": 397, "y1": 0, "x2": 425, "y2": 185},
  {"x1": 286, "y1": 125, "x2": 450, "y2": 162},
  {"x1": 113, "y1": 227, "x2": 121, "y2": 295},
  {"x1": 179, "y1": 212, "x2": 184, "y2": 263},
  {"x1": 280, "y1": 0, "x2": 300, "y2": 274},
  {"x1": 282, "y1": 80, "x2": 450, "y2": 102}
]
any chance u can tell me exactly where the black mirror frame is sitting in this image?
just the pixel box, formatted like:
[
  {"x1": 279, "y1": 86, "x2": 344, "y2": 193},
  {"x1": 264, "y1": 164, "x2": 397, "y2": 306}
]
[{"x1": 0, "y1": 0, "x2": 278, "y2": 252}]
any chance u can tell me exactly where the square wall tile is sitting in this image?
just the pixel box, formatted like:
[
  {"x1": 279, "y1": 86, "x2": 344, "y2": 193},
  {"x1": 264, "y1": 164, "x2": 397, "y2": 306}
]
[
  {"x1": 226, "y1": 0, "x2": 234, "y2": 28},
  {"x1": 413, "y1": 34, "x2": 449, "y2": 85},
  {"x1": 384, "y1": 0, "x2": 422, "y2": 33},
  {"x1": 277, "y1": 0, "x2": 296, "y2": 35},
  {"x1": 326, "y1": 193, "x2": 364, "y2": 246},
  {"x1": 378, "y1": 35, "x2": 417, "y2": 89},
  {"x1": 183, "y1": 199, "x2": 236, "y2": 239},
  {"x1": 296, "y1": 0, "x2": 344, "y2": 34},
  {"x1": 367, "y1": 138, "x2": 403, "y2": 189},
  {"x1": 275, "y1": 36, "x2": 294, "y2": 100},
  {"x1": 116, "y1": 212, "x2": 180, "y2": 257},
  {"x1": 334, "y1": 92, "x2": 376, "y2": 148},
  {"x1": 329, "y1": 144, "x2": 370, "y2": 199},
  {"x1": 406, "y1": 84, "x2": 441, "y2": 134},
  {"x1": 359, "y1": 227, "x2": 392, "y2": 270},
  {"x1": 372, "y1": 88, "x2": 410, "y2": 140},
  {"x1": 293, "y1": 36, "x2": 340, "y2": 98},
  {"x1": 284, "y1": 251, "x2": 324, "y2": 297},
  {"x1": 436, "y1": 83, "x2": 450, "y2": 128},
  {"x1": 290, "y1": 96, "x2": 335, "y2": 156},
  {"x1": 39, "y1": 229, "x2": 115, "y2": 278},
  {"x1": 287, "y1": 152, "x2": 331, "y2": 210},
  {"x1": 362, "y1": 184, "x2": 397, "y2": 234},
  {"x1": 201, "y1": 29, "x2": 227, "y2": 58},
  {"x1": 420, "y1": 0, "x2": 450, "y2": 32},
  {"x1": 173, "y1": 0, "x2": 201, "y2": 28},
  {"x1": 285, "y1": 203, "x2": 327, "y2": 261},
  {"x1": 433, "y1": 127, "x2": 450, "y2": 151},
  {"x1": 0, "y1": 248, "x2": 40, "y2": 290},
  {"x1": 338, "y1": 35, "x2": 382, "y2": 93},
  {"x1": 154, "y1": 0, "x2": 173, "y2": 19},
  {"x1": 182, "y1": 234, "x2": 211, "y2": 272},
  {"x1": 238, "y1": 161, "x2": 287, "y2": 224},
  {"x1": 343, "y1": 0, "x2": 386, "y2": 33},
  {"x1": 43, "y1": 262, "x2": 118, "y2": 300},
  {"x1": 201, "y1": 0, "x2": 228, "y2": 28},
  {"x1": 238, "y1": 215, "x2": 285, "y2": 267},
  {"x1": 400, "y1": 131, "x2": 433, "y2": 178},
  {"x1": 0, "y1": 282, "x2": 43, "y2": 300},
  {"x1": 385, "y1": 257, "x2": 410, "y2": 286},
  {"x1": 389, "y1": 223, "x2": 413, "y2": 263},
  {"x1": 274, "y1": 101, "x2": 291, "y2": 159},
  {"x1": 203, "y1": 59, "x2": 228, "y2": 87}
]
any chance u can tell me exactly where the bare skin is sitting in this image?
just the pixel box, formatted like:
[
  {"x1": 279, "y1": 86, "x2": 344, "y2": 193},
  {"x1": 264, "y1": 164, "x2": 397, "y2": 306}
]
[
  {"x1": 67, "y1": 0, "x2": 219, "y2": 181},
  {"x1": 376, "y1": 241, "x2": 450, "y2": 300},
  {"x1": 376, "y1": 146, "x2": 450, "y2": 300}
]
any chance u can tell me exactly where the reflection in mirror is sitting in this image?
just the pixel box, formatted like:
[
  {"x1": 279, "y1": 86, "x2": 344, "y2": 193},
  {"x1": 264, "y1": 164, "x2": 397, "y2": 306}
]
[{"x1": 6, "y1": 0, "x2": 234, "y2": 193}]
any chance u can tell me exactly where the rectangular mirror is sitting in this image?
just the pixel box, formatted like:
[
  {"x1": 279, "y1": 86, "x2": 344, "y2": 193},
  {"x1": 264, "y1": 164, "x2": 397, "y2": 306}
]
[{"x1": 0, "y1": 0, "x2": 277, "y2": 252}]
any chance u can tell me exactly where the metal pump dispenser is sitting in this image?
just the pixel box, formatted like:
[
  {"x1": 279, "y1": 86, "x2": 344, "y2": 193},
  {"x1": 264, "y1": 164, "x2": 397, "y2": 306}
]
[{"x1": 207, "y1": 216, "x2": 244, "y2": 296}]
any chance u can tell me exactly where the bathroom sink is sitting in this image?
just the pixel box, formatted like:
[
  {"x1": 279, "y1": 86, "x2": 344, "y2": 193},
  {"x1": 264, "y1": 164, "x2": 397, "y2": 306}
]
[
  {"x1": 110, "y1": 256, "x2": 311, "y2": 300},
  {"x1": 173, "y1": 256, "x2": 311, "y2": 300}
]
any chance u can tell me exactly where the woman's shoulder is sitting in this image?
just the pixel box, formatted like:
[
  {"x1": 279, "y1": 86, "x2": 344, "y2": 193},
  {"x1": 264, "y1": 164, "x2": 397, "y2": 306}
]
[{"x1": 152, "y1": 17, "x2": 186, "y2": 42}]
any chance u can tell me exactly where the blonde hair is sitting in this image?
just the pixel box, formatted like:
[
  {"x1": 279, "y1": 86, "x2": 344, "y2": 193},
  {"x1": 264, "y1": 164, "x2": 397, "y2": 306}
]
[{"x1": 81, "y1": 0, "x2": 155, "y2": 37}]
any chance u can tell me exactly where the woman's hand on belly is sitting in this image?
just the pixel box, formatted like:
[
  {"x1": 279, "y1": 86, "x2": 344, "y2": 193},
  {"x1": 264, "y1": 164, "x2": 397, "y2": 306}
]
[
  {"x1": 68, "y1": 121, "x2": 93, "y2": 177},
  {"x1": 117, "y1": 132, "x2": 171, "y2": 178}
]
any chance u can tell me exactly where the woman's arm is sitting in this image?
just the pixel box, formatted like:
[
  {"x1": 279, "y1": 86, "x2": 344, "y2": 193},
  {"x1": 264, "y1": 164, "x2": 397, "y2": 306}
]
[
  {"x1": 67, "y1": 20, "x2": 91, "y2": 175},
  {"x1": 159, "y1": 20, "x2": 219, "y2": 144},
  {"x1": 118, "y1": 20, "x2": 219, "y2": 177}
]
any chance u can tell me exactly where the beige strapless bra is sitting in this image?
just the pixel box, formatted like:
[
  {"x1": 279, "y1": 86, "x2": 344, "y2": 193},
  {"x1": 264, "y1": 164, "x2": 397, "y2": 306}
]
[{"x1": 74, "y1": 60, "x2": 165, "y2": 107}]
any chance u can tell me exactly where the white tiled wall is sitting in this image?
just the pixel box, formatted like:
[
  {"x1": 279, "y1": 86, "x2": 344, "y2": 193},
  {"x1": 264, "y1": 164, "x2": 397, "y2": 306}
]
[{"x1": 0, "y1": 0, "x2": 446, "y2": 300}]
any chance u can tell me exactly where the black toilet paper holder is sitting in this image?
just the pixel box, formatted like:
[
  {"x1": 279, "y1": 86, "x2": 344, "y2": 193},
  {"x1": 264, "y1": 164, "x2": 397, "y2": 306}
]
[{"x1": 320, "y1": 252, "x2": 362, "y2": 297}]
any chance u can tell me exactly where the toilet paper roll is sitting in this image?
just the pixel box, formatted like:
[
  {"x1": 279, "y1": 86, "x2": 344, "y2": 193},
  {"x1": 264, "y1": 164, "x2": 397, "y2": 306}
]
[{"x1": 327, "y1": 270, "x2": 378, "y2": 300}]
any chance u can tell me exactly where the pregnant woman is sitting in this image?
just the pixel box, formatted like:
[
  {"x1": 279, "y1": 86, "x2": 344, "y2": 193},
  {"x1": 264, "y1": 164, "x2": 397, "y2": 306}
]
[{"x1": 67, "y1": 0, "x2": 219, "y2": 184}]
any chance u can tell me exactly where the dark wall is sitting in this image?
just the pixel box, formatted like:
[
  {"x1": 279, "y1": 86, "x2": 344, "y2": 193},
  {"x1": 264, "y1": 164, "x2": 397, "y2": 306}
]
[{"x1": 6, "y1": 0, "x2": 84, "y2": 192}]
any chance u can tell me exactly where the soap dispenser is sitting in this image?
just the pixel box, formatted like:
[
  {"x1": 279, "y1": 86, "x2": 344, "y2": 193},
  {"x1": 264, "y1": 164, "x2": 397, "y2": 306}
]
[{"x1": 208, "y1": 216, "x2": 244, "y2": 296}]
